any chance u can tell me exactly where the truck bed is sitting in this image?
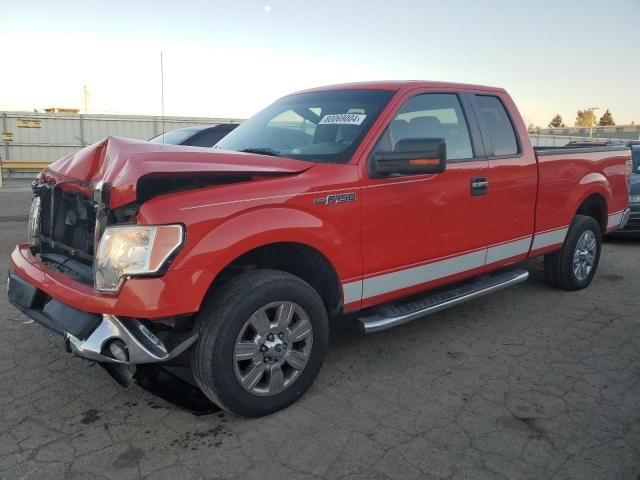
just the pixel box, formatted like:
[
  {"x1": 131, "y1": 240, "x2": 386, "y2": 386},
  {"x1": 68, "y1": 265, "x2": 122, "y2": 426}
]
[{"x1": 533, "y1": 145, "x2": 630, "y2": 242}]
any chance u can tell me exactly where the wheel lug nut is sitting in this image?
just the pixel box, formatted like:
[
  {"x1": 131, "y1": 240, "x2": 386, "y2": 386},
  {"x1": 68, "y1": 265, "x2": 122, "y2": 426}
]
[
  {"x1": 282, "y1": 343, "x2": 287, "y2": 349},
  {"x1": 260, "y1": 345, "x2": 268, "y2": 353},
  {"x1": 267, "y1": 333, "x2": 275, "y2": 341},
  {"x1": 278, "y1": 332, "x2": 284, "y2": 339}
]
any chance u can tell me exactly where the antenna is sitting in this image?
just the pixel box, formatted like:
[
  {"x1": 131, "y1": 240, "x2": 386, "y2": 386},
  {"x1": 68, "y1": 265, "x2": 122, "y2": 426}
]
[{"x1": 160, "y1": 51, "x2": 165, "y2": 143}]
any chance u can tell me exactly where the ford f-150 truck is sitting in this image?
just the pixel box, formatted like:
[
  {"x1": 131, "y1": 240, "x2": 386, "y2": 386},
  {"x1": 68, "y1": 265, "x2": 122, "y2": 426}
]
[{"x1": 7, "y1": 81, "x2": 632, "y2": 417}]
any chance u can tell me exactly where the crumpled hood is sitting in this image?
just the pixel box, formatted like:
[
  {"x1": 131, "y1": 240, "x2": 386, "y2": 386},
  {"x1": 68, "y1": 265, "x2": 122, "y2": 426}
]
[{"x1": 44, "y1": 136, "x2": 312, "y2": 208}]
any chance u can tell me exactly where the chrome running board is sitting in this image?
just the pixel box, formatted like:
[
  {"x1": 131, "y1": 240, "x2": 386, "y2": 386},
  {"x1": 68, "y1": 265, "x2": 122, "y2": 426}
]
[{"x1": 358, "y1": 269, "x2": 529, "y2": 334}]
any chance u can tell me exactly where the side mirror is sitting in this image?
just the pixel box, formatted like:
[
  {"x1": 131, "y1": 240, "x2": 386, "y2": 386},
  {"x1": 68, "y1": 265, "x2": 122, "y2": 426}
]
[{"x1": 370, "y1": 138, "x2": 446, "y2": 178}]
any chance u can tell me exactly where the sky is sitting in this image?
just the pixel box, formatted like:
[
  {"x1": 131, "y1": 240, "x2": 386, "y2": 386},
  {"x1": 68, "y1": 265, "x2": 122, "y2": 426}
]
[{"x1": 1, "y1": 0, "x2": 639, "y2": 127}]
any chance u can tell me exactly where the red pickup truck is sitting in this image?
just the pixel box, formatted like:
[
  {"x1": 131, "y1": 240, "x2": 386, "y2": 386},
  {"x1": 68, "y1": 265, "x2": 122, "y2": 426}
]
[{"x1": 8, "y1": 81, "x2": 632, "y2": 417}]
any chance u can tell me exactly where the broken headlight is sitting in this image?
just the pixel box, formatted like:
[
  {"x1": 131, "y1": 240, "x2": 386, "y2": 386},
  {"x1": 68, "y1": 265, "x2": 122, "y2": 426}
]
[
  {"x1": 94, "y1": 224, "x2": 184, "y2": 293},
  {"x1": 27, "y1": 196, "x2": 41, "y2": 248}
]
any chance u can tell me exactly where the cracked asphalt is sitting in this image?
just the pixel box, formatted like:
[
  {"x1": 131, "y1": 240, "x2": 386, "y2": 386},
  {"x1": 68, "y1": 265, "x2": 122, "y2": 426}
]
[{"x1": 1, "y1": 183, "x2": 639, "y2": 480}]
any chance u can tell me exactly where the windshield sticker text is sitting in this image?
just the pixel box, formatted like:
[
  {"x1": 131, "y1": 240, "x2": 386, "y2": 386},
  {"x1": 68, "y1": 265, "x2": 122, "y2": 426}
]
[{"x1": 319, "y1": 114, "x2": 367, "y2": 125}]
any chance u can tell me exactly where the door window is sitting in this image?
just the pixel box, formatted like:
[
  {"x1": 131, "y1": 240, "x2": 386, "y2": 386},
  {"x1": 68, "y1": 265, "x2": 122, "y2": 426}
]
[{"x1": 375, "y1": 93, "x2": 474, "y2": 160}]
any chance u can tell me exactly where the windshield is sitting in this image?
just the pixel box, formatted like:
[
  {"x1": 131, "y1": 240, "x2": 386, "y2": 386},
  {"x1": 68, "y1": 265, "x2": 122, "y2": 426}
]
[
  {"x1": 149, "y1": 127, "x2": 203, "y2": 145},
  {"x1": 214, "y1": 89, "x2": 395, "y2": 163}
]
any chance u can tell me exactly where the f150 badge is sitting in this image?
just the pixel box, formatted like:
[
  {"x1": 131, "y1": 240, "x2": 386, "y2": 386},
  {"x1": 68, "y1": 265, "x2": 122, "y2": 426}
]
[{"x1": 313, "y1": 192, "x2": 357, "y2": 205}]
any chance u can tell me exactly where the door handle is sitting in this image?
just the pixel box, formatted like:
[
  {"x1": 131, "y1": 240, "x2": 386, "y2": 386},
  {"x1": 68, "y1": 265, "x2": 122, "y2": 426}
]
[{"x1": 471, "y1": 177, "x2": 489, "y2": 196}]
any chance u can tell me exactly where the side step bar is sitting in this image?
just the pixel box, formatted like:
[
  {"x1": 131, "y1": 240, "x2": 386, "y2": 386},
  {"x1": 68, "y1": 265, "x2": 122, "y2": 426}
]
[{"x1": 358, "y1": 269, "x2": 529, "y2": 334}]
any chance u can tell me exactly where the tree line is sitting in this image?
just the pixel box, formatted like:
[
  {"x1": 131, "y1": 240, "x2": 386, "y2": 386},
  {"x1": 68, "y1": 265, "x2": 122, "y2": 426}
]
[
  {"x1": 528, "y1": 109, "x2": 623, "y2": 133},
  {"x1": 550, "y1": 109, "x2": 616, "y2": 128}
]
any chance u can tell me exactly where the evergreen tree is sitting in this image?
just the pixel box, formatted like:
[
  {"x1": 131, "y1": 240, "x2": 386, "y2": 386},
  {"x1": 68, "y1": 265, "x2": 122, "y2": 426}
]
[
  {"x1": 598, "y1": 109, "x2": 615, "y2": 126},
  {"x1": 548, "y1": 114, "x2": 565, "y2": 128}
]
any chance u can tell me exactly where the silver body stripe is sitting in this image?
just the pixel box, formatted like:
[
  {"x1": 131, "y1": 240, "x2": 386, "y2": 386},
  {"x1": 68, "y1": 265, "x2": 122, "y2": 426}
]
[
  {"x1": 360, "y1": 250, "x2": 486, "y2": 300},
  {"x1": 342, "y1": 281, "x2": 363, "y2": 305},
  {"x1": 531, "y1": 227, "x2": 569, "y2": 250},
  {"x1": 607, "y1": 211, "x2": 624, "y2": 229},
  {"x1": 341, "y1": 232, "x2": 564, "y2": 304},
  {"x1": 486, "y1": 237, "x2": 531, "y2": 264}
]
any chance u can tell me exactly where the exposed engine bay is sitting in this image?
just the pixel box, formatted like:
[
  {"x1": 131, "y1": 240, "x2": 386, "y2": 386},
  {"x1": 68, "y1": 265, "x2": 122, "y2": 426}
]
[{"x1": 36, "y1": 184, "x2": 96, "y2": 262}]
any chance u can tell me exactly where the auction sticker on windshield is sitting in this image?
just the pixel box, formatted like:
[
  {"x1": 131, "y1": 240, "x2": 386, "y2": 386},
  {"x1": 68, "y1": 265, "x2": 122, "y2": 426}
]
[{"x1": 319, "y1": 114, "x2": 367, "y2": 125}]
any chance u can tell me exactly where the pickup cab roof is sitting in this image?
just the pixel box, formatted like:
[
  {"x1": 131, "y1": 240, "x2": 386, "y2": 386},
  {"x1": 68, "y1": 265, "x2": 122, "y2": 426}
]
[{"x1": 292, "y1": 80, "x2": 506, "y2": 95}]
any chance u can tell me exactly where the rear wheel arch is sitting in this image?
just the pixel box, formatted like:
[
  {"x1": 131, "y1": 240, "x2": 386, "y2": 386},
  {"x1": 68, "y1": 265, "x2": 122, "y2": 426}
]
[{"x1": 575, "y1": 193, "x2": 608, "y2": 232}]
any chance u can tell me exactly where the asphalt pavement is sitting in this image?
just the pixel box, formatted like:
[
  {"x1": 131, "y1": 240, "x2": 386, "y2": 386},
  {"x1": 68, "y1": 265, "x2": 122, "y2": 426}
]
[{"x1": 0, "y1": 182, "x2": 638, "y2": 480}]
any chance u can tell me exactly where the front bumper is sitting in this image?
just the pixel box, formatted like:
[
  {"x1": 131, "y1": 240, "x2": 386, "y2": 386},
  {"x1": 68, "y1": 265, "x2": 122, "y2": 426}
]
[
  {"x1": 9, "y1": 244, "x2": 214, "y2": 318},
  {"x1": 8, "y1": 268, "x2": 197, "y2": 365},
  {"x1": 7, "y1": 244, "x2": 209, "y2": 365},
  {"x1": 65, "y1": 314, "x2": 197, "y2": 365}
]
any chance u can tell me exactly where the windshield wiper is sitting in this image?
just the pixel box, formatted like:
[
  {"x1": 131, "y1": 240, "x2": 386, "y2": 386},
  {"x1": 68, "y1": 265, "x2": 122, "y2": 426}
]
[{"x1": 239, "y1": 147, "x2": 281, "y2": 157}]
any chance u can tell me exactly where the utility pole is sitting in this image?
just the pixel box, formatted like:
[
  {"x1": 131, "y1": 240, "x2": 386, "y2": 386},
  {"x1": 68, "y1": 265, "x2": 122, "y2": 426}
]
[
  {"x1": 587, "y1": 107, "x2": 599, "y2": 138},
  {"x1": 160, "y1": 52, "x2": 165, "y2": 141},
  {"x1": 83, "y1": 85, "x2": 90, "y2": 114}
]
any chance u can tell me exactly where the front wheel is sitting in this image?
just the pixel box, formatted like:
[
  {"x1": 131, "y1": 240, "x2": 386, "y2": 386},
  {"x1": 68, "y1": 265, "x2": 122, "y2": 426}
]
[
  {"x1": 544, "y1": 215, "x2": 602, "y2": 290},
  {"x1": 192, "y1": 269, "x2": 329, "y2": 417}
]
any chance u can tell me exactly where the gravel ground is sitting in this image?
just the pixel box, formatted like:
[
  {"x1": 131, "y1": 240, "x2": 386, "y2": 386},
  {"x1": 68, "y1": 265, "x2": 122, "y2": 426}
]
[{"x1": 1, "y1": 184, "x2": 639, "y2": 480}]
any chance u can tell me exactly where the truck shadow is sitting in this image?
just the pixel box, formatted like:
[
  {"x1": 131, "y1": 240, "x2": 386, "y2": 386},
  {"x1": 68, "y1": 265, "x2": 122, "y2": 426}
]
[{"x1": 133, "y1": 364, "x2": 221, "y2": 416}]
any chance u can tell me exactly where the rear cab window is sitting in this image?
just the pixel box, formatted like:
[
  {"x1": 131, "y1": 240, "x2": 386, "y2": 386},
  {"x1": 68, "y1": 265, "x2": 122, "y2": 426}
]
[{"x1": 474, "y1": 95, "x2": 519, "y2": 157}]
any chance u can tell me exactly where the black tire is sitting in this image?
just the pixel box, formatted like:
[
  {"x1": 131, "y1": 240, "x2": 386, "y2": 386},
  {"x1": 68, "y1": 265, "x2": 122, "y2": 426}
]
[
  {"x1": 192, "y1": 269, "x2": 329, "y2": 417},
  {"x1": 544, "y1": 215, "x2": 602, "y2": 291}
]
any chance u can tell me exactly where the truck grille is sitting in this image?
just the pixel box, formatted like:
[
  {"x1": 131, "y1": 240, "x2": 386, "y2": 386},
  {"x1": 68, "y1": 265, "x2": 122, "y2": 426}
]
[{"x1": 37, "y1": 184, "x2": 96, "y2": 264}]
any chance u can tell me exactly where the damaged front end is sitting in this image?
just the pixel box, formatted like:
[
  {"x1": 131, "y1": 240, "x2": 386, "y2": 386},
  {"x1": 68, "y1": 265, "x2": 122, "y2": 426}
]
[
  {"x1": 12, "y1": 136, "x2": 312, "y2": 386},
  {"x1": 17, "y1": 177, "x2": 198, "y2": 386},
  {"x1": 30, "y1": 180, "x2": 97, "y2": 283},
  {"x1": 65, "y1": 314, "x2": 198, "y2": 387}
]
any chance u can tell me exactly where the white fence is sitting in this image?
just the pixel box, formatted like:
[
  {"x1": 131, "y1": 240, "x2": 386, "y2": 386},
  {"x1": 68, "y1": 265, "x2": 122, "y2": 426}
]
[{"x1": 1, "y1": 111, "x2": 243, "y2": 164}]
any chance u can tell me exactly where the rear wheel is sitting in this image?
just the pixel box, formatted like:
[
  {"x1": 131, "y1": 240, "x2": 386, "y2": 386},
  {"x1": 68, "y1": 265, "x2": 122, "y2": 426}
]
[
  {"x1": 192, "y1": 269, "x2": 328, "y2": 417},
  {"x1": 544, "y1": 215, "x2": 602, "y2": 290}
]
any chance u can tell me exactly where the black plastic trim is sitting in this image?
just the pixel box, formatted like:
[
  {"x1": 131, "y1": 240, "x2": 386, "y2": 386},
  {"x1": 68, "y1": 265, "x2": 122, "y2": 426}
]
[
  {"x1": 7, "y1": 269, "x2": 101, "y2": 340},
  {"x1": 459, "y1": 93, "x2": 487, "y2": 159},
  {"x1": 534, "y1": 146, "x2": 630, "y2": 156}
]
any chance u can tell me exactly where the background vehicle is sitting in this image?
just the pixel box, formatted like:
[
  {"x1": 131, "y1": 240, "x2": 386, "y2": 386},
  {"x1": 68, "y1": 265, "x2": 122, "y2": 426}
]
[
  {"x1": 149, "y1": 123, "x2": 239, "y2": 147},
  {"x1": 8, "y1": 81, "x2": 631, "y2": 417},
  {"x1": 612, "y1": 145, "x2": 640, "y2": 235},
  {"x1": 565, "y1": 140, "x2": 627, "y2": 148}
]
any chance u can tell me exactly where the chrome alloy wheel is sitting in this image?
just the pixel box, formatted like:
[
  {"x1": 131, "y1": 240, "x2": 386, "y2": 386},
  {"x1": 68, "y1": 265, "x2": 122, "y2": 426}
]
[
  {"x1": 573, "y1": 230, "x2": 597, "y2": 281},
  {"x1": 233, "y1": 301, "x2": 313, "y2": 396}
]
